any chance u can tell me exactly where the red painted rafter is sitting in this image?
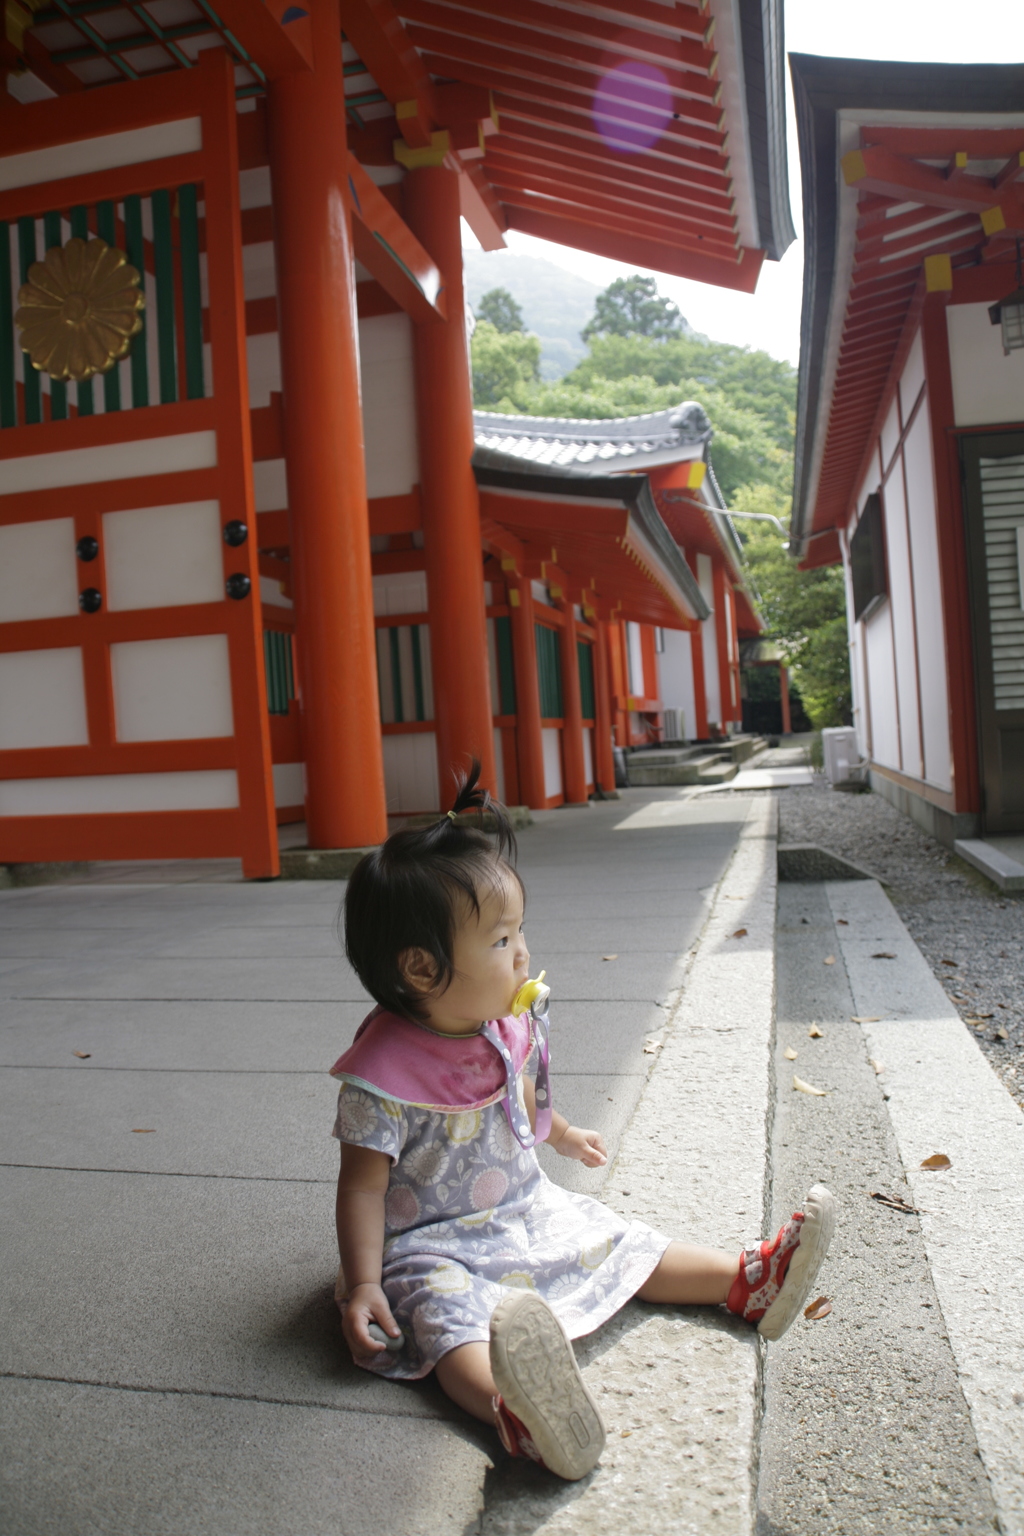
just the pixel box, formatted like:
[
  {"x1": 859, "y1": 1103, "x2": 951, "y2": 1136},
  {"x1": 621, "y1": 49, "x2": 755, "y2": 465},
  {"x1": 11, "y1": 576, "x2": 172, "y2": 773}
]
[
  {"x1": 398, "y1": 0, "x2": 718, "y2": 80},
  {"x1": 490, "y1": 179, "x2": 739, "y2": 258},
  {"x1": 412, "y1": 39, "x2": 723, "y2": 136},
  {"x1": 494, "y1": 102, "x2": 728, "y2": 176},
  {"x1": 844, "y1": 144, "x2": 1024, "y2": 228},
  {"x1": 486, "y1": 143, "x2": 735, "y2": 215},
  {"x1": 485, "y1": 160, "x2": 737, "y2": 236}
]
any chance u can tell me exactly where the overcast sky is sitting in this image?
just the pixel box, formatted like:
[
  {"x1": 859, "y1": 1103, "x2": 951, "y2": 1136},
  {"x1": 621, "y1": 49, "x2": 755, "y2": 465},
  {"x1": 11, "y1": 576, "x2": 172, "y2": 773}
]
[{"x1": 463, "y1": 0, "x2": 1024, "y2": 364}]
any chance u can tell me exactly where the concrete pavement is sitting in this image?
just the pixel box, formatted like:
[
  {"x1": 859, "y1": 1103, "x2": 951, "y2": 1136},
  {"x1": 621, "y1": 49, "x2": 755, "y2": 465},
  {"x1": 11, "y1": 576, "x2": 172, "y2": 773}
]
[{"x1": 0, "y1": 788, "x2": 750, "y2": 1535}]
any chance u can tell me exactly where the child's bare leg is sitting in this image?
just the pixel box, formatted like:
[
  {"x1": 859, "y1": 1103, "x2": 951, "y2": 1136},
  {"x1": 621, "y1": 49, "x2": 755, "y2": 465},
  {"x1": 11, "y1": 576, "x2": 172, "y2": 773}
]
[
  {"x1": 435, "y1": 1341, "x2": 497, "y2": 1423},
  {"x1": 635, "y1": 1240, "x2": 736, "y2": 1305}
]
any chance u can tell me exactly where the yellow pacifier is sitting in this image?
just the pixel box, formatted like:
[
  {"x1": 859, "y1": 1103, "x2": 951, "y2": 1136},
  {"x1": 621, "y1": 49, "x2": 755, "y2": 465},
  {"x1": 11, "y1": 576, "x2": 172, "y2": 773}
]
[{"x1": 511, "y1": 970, "x2": 550, "y2": 1018}]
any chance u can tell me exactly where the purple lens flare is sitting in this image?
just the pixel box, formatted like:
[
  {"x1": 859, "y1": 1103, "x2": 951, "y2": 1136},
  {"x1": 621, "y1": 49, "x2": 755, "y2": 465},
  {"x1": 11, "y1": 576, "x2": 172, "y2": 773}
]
[{"x1": 593, "y1": 62, "x2": 674, "y2": 154}]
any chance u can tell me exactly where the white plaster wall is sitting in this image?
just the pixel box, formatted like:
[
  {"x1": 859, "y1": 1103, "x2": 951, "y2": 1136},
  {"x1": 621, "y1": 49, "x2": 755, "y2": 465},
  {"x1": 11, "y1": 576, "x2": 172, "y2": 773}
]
[
  {"x1": 880, "y1": 393, "x2": 901, "y2": 476},
  {"x1": 658, "y1": 628, "x2": 697, "y2": 741},
  {"x1": 382, "y1": 732, "x2": 439, "y2": 814},
  {"x1": 103, "y1": 500, "x2": 224, "y2": 611},
  {"x1": 542, "y1": 726, "x2": 563, "y2": 800},
  {"x1": 246, "y1": 332, "x2": 281, "y2": 410},
  {"x1": 862, "y1": 605, "x2": 900, "y2": 771},
  {"x1": 903, "y1": 401, "x2": 953, "y2": 790},
  {"x1": 358, "y1": 312, "x2": 419, "y2": 499},
  {"x1": 110, "y1": 633, "x2": 234, "y2": 743},
  {"x1": 0, "y1": 769, "x2": 238, "y2": 815},
  {"x1": 272, "y1": 762, "x2": 304, "y2": 808},
  {"x1": 0, "y1": 517, "x2": 78, "y2": 622},
  {"x1": 881, "y1": 468, "x2": 923, "y2": 779},
  {"x1": 253, "y1": 459, "x2": 287, "y2": 512},
  {"x1": 493, "y1": 725, "x2": 506, "y2": 805},
  {"x1": 900, "y1": 329, "x2": 926, "y2": 416},
  {"x1": 373, "y1": 570, "x2": 427, "y2": 615},
  {"x1": 626, "y1": 621, "x2": 645, "y2": 697},
  {"x1": 947, "y1": 302, "x2": 1024, "y2": 427},
  {"x1": 0, "y1": 647, "x2": 89, "y2": 751},
  {"x1": 582, "y1": 726, "x2": 594, "y2": 787},
  {"x1": 697, "y1": 552, "x2": 721, "y2": 726},
  {"x1": 841, "y1": 537, "x2": 869, "y2": 761}
]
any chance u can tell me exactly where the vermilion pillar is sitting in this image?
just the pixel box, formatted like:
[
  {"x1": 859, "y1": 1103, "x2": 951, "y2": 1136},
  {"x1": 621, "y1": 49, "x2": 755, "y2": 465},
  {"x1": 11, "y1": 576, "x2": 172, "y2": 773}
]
[
  {"x1": 404, "y1": 166, "x2": 497, "y2": 795},
  {"x1": 779, "y1": 664, "x2": 792, "y2": 735},
  {"x1": 508, "y1": 578, "x2": 546, "y2": 808},
  {"x1": 593, "y1": 621, "x2": 616, "y2": 792},
  {"x1": 267, "y1": 0, "x2": 387, "y2": 850},
  {"x1": 557, "y1": 599, "x2": 587, "y2": 804}
]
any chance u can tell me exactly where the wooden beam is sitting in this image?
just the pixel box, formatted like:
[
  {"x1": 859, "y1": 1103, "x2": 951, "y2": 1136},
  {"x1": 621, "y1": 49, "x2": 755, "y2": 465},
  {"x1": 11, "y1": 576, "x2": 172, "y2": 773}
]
[
  {"x1": 203, "y1": 0, "x2": 312, "y2": 77},
  {"x1": 346, "y1": 153, "x2": 446, "y2": 320},
  {"x1": 843, "y1": 144, "x2": 1024, "y2": 230},
  {"x1": 339, "y1": 0, "x2": 438, "y2": 114},
  {"x1": 487, "y1": 139, "x2": 734, "y2": 213},
  {"x1": 494, "y1": 104, "x2": 728, "y2": 179},
  {"x1": 497, "y1": 187, "x2": 740, "y2": 262},
  {"x1": 485, "y1": 148, "x2": 734, "y2": 223}
]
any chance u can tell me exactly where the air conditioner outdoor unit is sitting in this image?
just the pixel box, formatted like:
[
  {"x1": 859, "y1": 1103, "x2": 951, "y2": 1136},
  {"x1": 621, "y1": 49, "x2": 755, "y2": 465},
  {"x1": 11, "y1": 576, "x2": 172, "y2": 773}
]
[
  {"x1": 662, "y1": 707, "x2": 684, "y2": 742},
  {"x1": 821, "y1": 726, "x2": 861, "y2": 785}
]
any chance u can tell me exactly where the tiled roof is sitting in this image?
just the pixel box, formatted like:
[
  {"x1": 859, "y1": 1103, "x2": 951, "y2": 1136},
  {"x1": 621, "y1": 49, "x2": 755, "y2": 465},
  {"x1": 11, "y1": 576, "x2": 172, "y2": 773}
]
[{"x1": 472, "y1": 401, "x2": 712, "y2": 477}]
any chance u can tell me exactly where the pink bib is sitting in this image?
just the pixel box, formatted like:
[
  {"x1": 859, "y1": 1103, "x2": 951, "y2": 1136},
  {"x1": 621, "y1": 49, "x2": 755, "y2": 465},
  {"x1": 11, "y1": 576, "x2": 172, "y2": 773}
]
[{"x1": 329, "y1": 1006, "x2": 534, "y2": 1113}]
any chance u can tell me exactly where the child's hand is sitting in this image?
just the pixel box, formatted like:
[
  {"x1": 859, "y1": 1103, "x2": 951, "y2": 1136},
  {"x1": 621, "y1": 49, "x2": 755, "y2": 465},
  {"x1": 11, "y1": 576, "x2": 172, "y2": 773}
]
[
  {"x1": 343, "y1": 1281, "x2": 401, "y2": 1357},
  {"x1": 552, "y1": 1125, "x2": 607, "y2": 1167}
]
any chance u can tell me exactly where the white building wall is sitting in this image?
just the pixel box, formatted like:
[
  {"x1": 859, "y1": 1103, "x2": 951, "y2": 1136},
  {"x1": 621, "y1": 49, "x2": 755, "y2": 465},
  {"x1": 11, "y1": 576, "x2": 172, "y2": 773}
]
[
  {"x1": 879, "y1": 463, "x2": 922, "y2": 779},
  {"x1": 947, "y1": 302, "x2": 1024, "y2": 427},
  {"x1": 862, "y1": 604, "x2": 900, "y2": 771},
  {"x1": 658, "y1": 628, "x2": 697, "y2": 742},
  {"x1": 358, "y1": 311, "x2": 420, "y2": 499},
  {"x1": 902, "y1": 393, "x2": 952, "y2": 791},
  {"x1": 696, "y1": 552, "x2": 721, "y2": 726}
]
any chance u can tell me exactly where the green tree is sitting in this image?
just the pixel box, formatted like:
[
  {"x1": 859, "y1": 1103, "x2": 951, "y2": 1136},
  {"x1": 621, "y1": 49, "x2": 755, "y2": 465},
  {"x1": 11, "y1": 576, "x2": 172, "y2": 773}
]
[
  {"x1": 477, "y1": 287, "x2": 525, "y2": 333},
  {"x1": 733, "y1": 483, "x2": 851, "y2": 729},
  {"x1": 581, "y1": 275, "x2": 687, "y2": 342},
  {"x1": 470, "y1": 321, "x2": 541, "y2": 410}
]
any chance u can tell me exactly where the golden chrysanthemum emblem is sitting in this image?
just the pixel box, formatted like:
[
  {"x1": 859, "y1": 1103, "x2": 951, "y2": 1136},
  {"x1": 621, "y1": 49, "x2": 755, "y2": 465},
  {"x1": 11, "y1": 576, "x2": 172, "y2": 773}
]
[{"x1": 15, "y1": 236, "x2": 145, "y2": 383}]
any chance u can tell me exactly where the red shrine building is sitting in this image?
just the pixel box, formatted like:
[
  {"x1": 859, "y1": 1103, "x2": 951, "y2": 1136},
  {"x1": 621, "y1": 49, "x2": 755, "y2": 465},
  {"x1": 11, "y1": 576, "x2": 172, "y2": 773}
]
[
  {"x1": 0, "y1": 0, "x2": 792, "y2": 877},
  {"x1": 791, "y1": 57, "x2": 1024, "y2": 882}
]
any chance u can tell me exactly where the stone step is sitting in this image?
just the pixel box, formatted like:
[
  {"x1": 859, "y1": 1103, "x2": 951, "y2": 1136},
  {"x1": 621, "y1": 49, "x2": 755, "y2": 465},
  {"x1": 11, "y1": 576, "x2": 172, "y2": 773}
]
[{"x1": 626, "y1": 753, "x2": 727, "y2": 786}]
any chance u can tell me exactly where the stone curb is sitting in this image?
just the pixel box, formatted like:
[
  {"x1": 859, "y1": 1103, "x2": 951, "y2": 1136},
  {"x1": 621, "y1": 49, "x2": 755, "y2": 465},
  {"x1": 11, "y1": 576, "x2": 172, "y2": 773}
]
[
  {"x1": 484, "y1": 797, "x2": 779, "y2": 1535},
  {"x1": 777, "y1": 842, "x2": 876, "y2": 883},
  {"x1": 826, "y1": 879, "x2": 1024, "y2": 1536}
]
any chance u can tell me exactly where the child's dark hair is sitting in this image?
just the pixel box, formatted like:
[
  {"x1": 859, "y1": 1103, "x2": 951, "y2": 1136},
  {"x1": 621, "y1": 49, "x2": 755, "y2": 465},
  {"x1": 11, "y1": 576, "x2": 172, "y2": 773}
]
[{"x1": 344, "y1": 761, "x2": 521, "y2": 1022}]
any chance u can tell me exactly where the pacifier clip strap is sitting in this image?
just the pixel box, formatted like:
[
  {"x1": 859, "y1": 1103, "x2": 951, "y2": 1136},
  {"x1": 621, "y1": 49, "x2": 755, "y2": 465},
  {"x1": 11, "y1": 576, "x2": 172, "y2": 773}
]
[{"x1": 480, "y1": 1020, "x2": 552, "y2": 1148}]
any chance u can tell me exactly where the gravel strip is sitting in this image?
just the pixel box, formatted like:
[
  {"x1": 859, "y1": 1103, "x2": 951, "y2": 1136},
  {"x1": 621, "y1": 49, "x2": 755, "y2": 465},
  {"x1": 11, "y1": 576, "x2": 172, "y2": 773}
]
[{"x1": 766, "y1": 757, "x2": 1024, "y2": 1114}]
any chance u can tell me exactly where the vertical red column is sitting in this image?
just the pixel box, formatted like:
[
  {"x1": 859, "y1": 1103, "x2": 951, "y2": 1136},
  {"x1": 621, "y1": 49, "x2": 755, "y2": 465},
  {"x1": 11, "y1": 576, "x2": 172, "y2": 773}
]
[
  {"x1": 557, "y1": 599, "x2": 587, "y2": 804},
  {"x1": 509, "y1": 578, "x2": 545, "y2": 808},
  {"x1": 404, "y1": 166, "x2": 497, "y2": 794},
  {"x1": 779, "y1": 665, "x2": 792, "y2": 735},
  {"x1": 593, "y1": 620, "x2": 616, "y2": 791},
  {"x1": 267, "y1": 0, "x2": 387, "y2": 850}
]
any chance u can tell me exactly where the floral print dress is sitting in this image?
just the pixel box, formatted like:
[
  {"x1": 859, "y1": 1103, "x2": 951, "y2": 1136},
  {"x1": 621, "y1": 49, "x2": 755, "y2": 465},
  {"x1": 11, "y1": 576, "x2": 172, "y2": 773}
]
[{"x1": 333, "y1": 1035, "x2": 671, "y2": 1380}]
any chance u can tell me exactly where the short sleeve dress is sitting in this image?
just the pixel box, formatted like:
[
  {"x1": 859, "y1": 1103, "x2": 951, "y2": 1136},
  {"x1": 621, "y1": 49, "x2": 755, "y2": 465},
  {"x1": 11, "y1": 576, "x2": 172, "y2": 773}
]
[{"x1": 332, "y1": 1018, "x2": 671, "y2": 1379}]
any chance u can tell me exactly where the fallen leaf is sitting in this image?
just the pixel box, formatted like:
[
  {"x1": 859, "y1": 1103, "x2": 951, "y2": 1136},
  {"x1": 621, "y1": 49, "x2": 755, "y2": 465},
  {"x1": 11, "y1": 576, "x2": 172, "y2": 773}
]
[
  {"x1": 869, "y1": 1058, "x2": 884, "y2": 1075},
  {"x1": 871, "y1": 952, "x2": 897, "y2": 960},
  {"x1": 72, "y1": 1050, "x2": 91, "y2": 1059},
  {"x1": 643, "y1": 1037, "x2": 662, "y2": 1055},
  {"x1": 836, "y1": 919, "x2": 849, "y2": 926},
  {"x1": 870, "y1": 1190, "x2": 919, "y2": 1215},
  {"x1": 621, "y1": 1430, "x2": 632, "y2": 1438},
  {"x1": 784, "y1": 1047, "x2": 798, "y2": 1060},
  {"x1": 808, "y1": 1024, "x2": 823, "y2": 1038},
  {"x1": 920, "y1": 1153, "x2": 951, "y2": 1170},
  {"x1": 132, "y1": 1128, "x2": 156, "y2": 1134},
  {"x1": 823, "y1": 955, "x2": 835, "y2": 966},
  {"x1": 851, "y1": 1015, "x2": 882, "y2": 1023},
  {"x1": 732, "y1": 927, "x2": 748, "y2": 938},
  {"x1": 941, "y1": 958, "x2": 958, "y2": 967},
  {"x1": 602, "y1": 954, "x2": 618, "y2": 961},
  {"x1": 793, "y1": 1076, "x2": 828, "y2": 1096},
  {"x1": 996, "y1": 1028, "x2": 1009, "y2": 1041},
  {"x1": 804, "y1": 1296, "x2": 832, "y2": 1320}
]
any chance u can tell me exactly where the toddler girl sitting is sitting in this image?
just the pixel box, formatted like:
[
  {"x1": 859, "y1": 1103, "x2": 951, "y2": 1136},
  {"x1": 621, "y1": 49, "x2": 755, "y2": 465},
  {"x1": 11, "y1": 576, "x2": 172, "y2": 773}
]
[{"x1": 332, "y1": 765, "x2": 835, "y2": 1481}]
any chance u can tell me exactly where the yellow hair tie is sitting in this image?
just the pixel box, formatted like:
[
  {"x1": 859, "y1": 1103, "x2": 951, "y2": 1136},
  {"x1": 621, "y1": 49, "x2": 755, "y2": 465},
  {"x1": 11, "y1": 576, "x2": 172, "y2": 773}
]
[{"x1": 446, "y1": 810, "x2": 458, "y2": 822}]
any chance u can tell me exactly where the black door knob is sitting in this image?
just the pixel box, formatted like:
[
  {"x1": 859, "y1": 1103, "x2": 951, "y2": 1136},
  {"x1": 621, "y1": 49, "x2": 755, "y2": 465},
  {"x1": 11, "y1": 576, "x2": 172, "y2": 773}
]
[
  {"x1": 76, "y1": 536, "x2": 99, "y2": 562},
  {"x1": 223, "y1": 520, "x2": 248, "y2": 547},
  {"x1": 79, "y1": 588, "x2": 102, "y2": 613},
  {"x1": 226, "y1": 572, "x2": 251, "y2": 599}
]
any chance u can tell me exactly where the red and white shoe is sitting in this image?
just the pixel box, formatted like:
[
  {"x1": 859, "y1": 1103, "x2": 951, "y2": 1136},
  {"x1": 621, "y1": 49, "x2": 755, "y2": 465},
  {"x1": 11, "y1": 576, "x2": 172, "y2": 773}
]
[
  {"x1": 727, "y1": 1184, "x2": 836, "y2": 1341},
  {"x1": 490, "y1": 1291, "x2": 605, "y2": 1481}
]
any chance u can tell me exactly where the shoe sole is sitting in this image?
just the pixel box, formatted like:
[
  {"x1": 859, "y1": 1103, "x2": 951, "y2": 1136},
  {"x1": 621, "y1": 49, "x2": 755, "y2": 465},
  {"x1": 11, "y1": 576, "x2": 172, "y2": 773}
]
[
  {"x1": 490, "y1": 1291, "x2": 605, "y2": 1481},
  {"x1": 757, "y1": 1183, "x2": 837, "y2": 1341}
]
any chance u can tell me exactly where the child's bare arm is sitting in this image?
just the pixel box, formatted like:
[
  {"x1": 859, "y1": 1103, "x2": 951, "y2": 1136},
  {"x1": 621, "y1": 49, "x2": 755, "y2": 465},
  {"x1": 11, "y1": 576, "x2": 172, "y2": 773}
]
[
  {"x1": 523, "y1": 1077, "x2": 607, "y2": 1167},
  {"x1": 336, "y1": 1142, "x2": 401, "y2": 1355}
]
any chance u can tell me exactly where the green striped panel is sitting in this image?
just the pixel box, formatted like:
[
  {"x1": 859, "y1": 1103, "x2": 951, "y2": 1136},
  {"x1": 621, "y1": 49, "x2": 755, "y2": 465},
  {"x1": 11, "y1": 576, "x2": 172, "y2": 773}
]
[
  {"x1": 535, "y1": 623, "x2": 562, "y2": 719},
  {"x1": 42, "y1": 212, "x2": 67, "y2": 420},
  {"x1": 69, "y1": 208, "x2": 93, "y2": 416},
  {"x1": 95, "y1": 201, "x2": 121, "y2": 413},
  {"x1": 150, "y1": 189, "x2": 177, "y2": 404},
  {"x1": 17, "y1": 218, "x2": 42, "y2": 425},
  {"x1": 0, "y1": 223, "x2": 16, "y2": 428},
  {"x1": 495, "y1": 615, "x2": 516, "y2": 715},
  {"x1": 263, "y1": 630, "x2": 293, "y2": 715},
  {"x1": 388, "y1": 626, "x2": 403, "y2": 724},
  {"x1": 177, "y1": 184, "x2": 204, "y2": 400},
  {"x1": 577, "y1": 640, "x2": 595, "y2": 720},
  {"x1": 123, "y1": 195, "x2": 149, "y2": 408},
  {"x1": 410, "y1": 624, "x2": 425, "y2": 721}
]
